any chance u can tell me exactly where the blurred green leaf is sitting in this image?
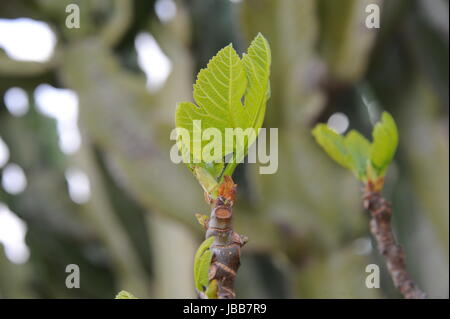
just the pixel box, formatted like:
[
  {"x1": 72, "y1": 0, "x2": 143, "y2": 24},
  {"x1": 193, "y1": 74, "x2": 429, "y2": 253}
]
[
  {"x1": 312, "y1": 112, "x2": 398, "y2": 181},
  {"x1": 115, "y1": 290, "x2": 138, "y2": 299},
  {"x1": 345, "y1": 130, "x2": 371, "y2": 179},
  {"x1": 371, "y1": 112, "x2": 399, "y2": 175},
  {"x1": 311, "y1": 124, "x2": 352, "y2": 170}
]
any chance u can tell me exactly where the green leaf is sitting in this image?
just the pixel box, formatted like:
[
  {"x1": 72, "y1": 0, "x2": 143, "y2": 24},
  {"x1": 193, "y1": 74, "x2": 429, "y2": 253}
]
[
  {"x1": 115, "y1": 290, "x2": 137, "y2": 299},
  {"x1": 311, "y1": 124, "x2": 352, "y2": 170},
  {"x1": 204, "y1": 162, "x2": 224, "y2": 180},
  {"x1": 344, "y1": 130, "x2": 371, "y2": 180},
  {"x1": 370, "y1": 112, "x2": 398, "y2": 175},
  {"x1": 240, "y1": 33, "x2": 272, "y2": 154},
  {"x1": 205, "y1": 279, "x2": 218, "y2": 299},
  {"x1": 176, "y1": 44, "x2": 247, "y2": 163},
  {"x1": 175, "y1": 33, "x2": 271, "y2": 180},
  {"x1": 193, "y1": 236, "x2": 215, "y2": 292},
  {"x1": 312, "y1": 111, "x2": 399, "y2": 183},
  {"x1": 192, "y1": 166, "x2": 220, "y2": 197},
  {"x1": 195, "y1": 213, "x2": 209, "y2": 226}
]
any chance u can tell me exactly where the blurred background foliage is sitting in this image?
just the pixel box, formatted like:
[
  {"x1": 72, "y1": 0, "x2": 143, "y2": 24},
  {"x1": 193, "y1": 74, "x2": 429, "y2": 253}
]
[{"x1": 0, "y1": 0, "x2": 448, "y2": 298}]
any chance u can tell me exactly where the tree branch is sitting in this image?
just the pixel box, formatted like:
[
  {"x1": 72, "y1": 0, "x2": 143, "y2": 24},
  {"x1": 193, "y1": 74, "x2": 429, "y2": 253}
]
[
  {"x1": 200, "y1": 177, "x2": 247, "y2": 299},
  {"x1": 99, "y1": 0, "x2": 133, "y2": 48},
  {"x1": 363, "y1": 184, "x2": 426, "y2": 299},
  {"x1": 0, "y1": 52, "x2": 56, "y2": 76}
]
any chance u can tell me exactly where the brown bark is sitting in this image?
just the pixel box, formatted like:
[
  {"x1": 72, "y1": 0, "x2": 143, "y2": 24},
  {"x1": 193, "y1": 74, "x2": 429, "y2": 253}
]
[
  {"x1": 363, "y1": 185, "x2": 426, "y2": 299},
  {"x1": 201, "y1": 177, "x2": 247, "y2": 299}
]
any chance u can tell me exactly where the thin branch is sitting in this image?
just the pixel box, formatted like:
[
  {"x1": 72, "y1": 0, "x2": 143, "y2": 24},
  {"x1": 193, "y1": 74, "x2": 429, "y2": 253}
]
[{"x1": 363, "y1": 184, "x2": 426, "y2": 299}]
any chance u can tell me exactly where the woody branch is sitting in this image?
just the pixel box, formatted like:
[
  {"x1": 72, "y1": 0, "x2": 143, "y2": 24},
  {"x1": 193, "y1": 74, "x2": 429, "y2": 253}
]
[
  {"x1": 200, "y1": 176, "x2": 247, "y2": 299},
  {"x1": 363, "y1": 182, "x2": 426, "y2": 299}
]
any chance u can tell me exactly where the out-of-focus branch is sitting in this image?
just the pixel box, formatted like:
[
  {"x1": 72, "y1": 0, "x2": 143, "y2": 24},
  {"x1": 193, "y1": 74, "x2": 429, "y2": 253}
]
[
  {"x1": 0, "y1": 52, "x2": 56, "y2": 76},
  {"x1": 71, "y1": 136, "x2": 151, "y2": 298},
  {"x1": 148, "y1": 214, "x2": 197, "y2": 298},
  {"x1": 99, "y1": 0, "x2": 133, "y2": 47}
]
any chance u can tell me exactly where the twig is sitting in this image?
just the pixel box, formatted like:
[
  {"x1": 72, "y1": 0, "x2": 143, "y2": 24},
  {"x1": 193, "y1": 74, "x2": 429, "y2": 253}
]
[
  {"x1": 363, "y1": 184, "x2": 426, "y2": 299},
  {"x1": 200, "y1": 177, "x2": 247, "y2": 299}
]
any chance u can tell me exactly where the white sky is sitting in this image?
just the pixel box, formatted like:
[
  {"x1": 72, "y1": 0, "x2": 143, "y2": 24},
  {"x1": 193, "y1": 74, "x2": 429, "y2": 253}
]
[
  {"x1": 0, "y1": 18, "x2": 56, "y2": 62},
  {"x1": 155, "y1": 0, "x2": 177, "y2": 23},
  {"x1": 327, "y1": 112, "x2": 350, "y2": 134},
  {"x1": 0, "y1": 203, "x2": 30, "y2": 264},
  {"x1": 135, "y1": 32, "x2": 172, "y2": 92},
  {"x1": 34, "y1": 84, "x2": 81, "y2": 155},
  {"x1": 4, "y1": 87, "x2": 29, "y2": 117},
  {"x1": 0, "y1": 136, "x2": 9, "y2": 169},
  {"x1": 1, "y1": 163, "x2": 27, "y2": 195},
  {"x1": 65, "y1": 167, "x2": 91, "y2": 204}
]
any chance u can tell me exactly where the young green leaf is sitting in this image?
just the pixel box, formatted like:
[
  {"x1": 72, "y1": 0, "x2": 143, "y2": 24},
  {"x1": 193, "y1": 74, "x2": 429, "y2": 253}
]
[
  {"x1": 344, "y1": 130, "x2": 371, "y2": 180},
  {"x1": 193, "y1": 236, "x2": 215, "y2": 292},
  {"x1": 193, "y1": 166, "x2": 220, "y2": 197},
  {"x1": 205, "y1": 279, "x2": 218, "y2": 299},
  {"x1": 240, "y1": 33, "x2": 272, "y2": 153},
  {"x1": 115, "y1": 290, "x2": 137, "y2": 299},
  {"x1": 176, "y1": 45, "x2": 247, "y2": 163},
  {"x1": 311, "y1": 124, "x2": 352, "y2": 170},
  {"x1": 312, "y1": 111, "x2": 399, "y2": 184},
  {"x1": 370, "y1": 112, "x2": 398, "y2": 175},
  {"x1": 195, "y1": 213, "x2": 209, "y2": 228},
  {"x1": 175, "y1": 33, "x2": 271, "y2": 182}
]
